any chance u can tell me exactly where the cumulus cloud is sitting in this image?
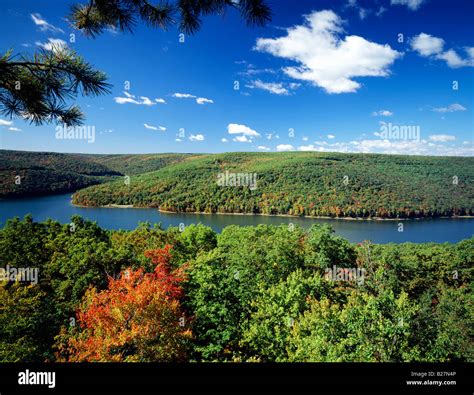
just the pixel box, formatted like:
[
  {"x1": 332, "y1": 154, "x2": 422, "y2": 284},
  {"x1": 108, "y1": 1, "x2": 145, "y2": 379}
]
[
  {"x1": 257, "y1": 145, "x2": 271, "y2": 151},
  {"x1": 144, "y1": 123, "x2": 166, "y2": 131},
  {"x1": 433, "y1": 103, "x2": 467, "y2": 113},
  {"x1": 114, "y1": 91, "x2": 157, "y2": 106},
  {"x1": 227, "y1": 123, "x2": 261, "y2": 137},
  {"x1": 30, "y1": 13, "x2": 64, "y2": 33},
  {"x1": 155, "y1": 98, "x2": 167, "y2": 104},
  {"x1": 410, "y1": 33, "x2": 444, "y2": 56},
  {"x1": 8, "y1": 127, "x2": 22, "y2": 131},
  {"x1": 410, "y1": 33, "x2": 474, "y2": 68},
  {"x1": 327, "y1": 134, "x2": 335, "y2": 139},
  {"x1": 0, "y1": 119, "x2": 13, "y2": 126},
  {"x1": 254, "y1": 10, "x2": 401, "y2": 94},
  {"x1": 276, "y1": 144, "x2": 295, "y2": 151},
  {"x1": 391, "y1": 0, "x2": 426, "y2": 10},
  {"x1": 189, "y1": 134, "x2": 205, "y2": 141},
  {"x1": 221, "y1": 138, "x2": 229, "y2": 143},
  {"x1": 233, "y1": 135, "x2": 252, "y2": 143}
]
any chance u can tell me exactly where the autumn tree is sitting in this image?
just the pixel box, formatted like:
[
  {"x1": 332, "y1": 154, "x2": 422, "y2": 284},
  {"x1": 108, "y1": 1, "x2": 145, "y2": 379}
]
[{"x1": 56, "y1": 245, "x2": 191, "y2": 361}]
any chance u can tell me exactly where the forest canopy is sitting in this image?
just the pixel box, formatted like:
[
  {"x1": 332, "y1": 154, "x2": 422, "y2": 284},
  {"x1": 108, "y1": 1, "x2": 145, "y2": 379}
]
[{"x1": 0, "y1": 216, "x2": 472, "y2": 362}]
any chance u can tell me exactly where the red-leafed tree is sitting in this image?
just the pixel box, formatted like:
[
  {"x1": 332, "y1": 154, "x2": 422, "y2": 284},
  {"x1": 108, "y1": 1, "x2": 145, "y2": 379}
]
[{"x1": 56, "y1": 245, "x2": 191, "y2": 362}]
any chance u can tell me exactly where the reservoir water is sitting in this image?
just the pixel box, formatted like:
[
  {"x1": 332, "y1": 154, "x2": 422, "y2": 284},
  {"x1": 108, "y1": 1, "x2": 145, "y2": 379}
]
[{"x1": 0, "y1": 193, "x2": 472, "y2": 244}]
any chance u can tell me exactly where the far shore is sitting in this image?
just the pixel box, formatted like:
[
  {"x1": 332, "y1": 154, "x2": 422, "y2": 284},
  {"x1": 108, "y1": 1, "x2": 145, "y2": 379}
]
[{"x1": 70, "y1": 199, "x2": 474, "y2": 221}]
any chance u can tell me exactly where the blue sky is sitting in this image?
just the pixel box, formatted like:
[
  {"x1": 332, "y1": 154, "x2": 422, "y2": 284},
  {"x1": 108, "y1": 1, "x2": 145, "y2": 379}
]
[{"x1": 0, "y1": 0, "x2": 473, "y2": 155}]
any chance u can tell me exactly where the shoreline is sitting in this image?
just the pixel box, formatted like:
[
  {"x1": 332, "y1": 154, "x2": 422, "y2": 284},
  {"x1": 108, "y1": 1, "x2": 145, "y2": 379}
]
[{"x1": 70, "y1": 199, "x2": 474, "y2": 221}]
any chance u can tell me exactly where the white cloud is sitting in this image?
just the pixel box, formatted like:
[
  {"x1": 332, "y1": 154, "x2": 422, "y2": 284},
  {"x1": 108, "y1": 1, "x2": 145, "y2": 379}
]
[
  {"x1": 196, "y1": 97, "x2": 214, "y2": 105},
  {"x1": 428, "y1": 134, "x2": 456, "y2": 142},
  {"x1": 114, "y1": 92, "x2": 156, "y2": 106},
  {"x1": 433, "y1": 103, "x2": 467, "y2": 113},
  {"x1": 411, "y1": 33, "x2": 474, "y2": 68},
  {"x1": 391, "y1": 0, "x2": 425, "y2": 10},
  {"x1": 276, "y1": 144, "x2": 295, "y2": 151},
  {"x1": 139, "y1": 97, "x2": 155, "y2": 106},
  {"x1": 302, "y1": 136, "x2": 309, "y2": 141},
  {"x1": 155, "y1": 98, "x2": 167, "y2": 104},
  {"x1": 327, "y1": 134, "x2": 335, "y2": 139},
  {"x1": 173, "y1": 93, "x2": 214, "y2": 105},
  {"x1": 233, "y1": 135, "x2": 251, "y2": 143},
  {"x1": 227, "y1": 123, "x2": 261, "y2": 137},
  {"x1": 257, "y1": 145, "x2": 271, "y2": 151},
  {"x1": 0, "y1": 119, "x2": 21, "y2": 132},
  {"x1": 144, "y1": 123, "x2": 166, "y2": 131},
  {"x1": 189, "y1": 134, "x2": 205, "y2": 141},
  {"x1": 436, "y1": 49, "x2": 470, "y2": 68},
  {"x1": 30, "y1": 13, "x2": 64, "y2": 33},
  {"x1": 254, "y1": 10, "x2": 401, "y2": 94},
  {"x1": 376, "y1": 6, "x2": 387, "y2": 16},
  {"x1": 246, "y1": 80, "x2": 299, "y2": 95},
  {"x1": 36, "y1": 38, "x2": 68, "y2": 53},
  {"x1": 172, "y1": 93, "x2": 196, "y2": 99},
  {"x1": 295, "y1": 138, "x2": 473, "y2": 156},
  {"x1": 299, "y1": 144, "x2": 320, "y2": 151},
  {"x1": 221, "y1": 138, "x2": 229, "y2": 143},
  {"x1": 345, "y1": 0, "x2": 370, "y2": 20},
  {"x1": 410, "y1": 33, "x2": 444, "y2": 56},
  {"x1": 372, "y1": 110, "x2": 393, "y2": 117}
]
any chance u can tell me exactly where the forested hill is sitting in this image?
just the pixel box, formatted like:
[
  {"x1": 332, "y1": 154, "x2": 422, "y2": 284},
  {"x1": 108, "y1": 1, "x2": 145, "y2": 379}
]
[
  {"x1": 0, "y1": 150, "x2": 191, "y2": 198},
  {"x1": 72, "y1": 152, "x2": 474, "y2": 219}
]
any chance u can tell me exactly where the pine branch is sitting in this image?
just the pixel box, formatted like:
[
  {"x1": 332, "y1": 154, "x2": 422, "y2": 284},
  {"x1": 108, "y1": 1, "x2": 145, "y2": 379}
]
[{"x1": 0, "y1": 48, "x2": 111, "y2": 126}]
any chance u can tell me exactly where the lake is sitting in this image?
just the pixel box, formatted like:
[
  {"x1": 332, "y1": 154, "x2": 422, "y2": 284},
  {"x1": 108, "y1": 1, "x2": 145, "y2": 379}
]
[{"x1": 0, "y1": 193, "x2": 472, "y2": 244}]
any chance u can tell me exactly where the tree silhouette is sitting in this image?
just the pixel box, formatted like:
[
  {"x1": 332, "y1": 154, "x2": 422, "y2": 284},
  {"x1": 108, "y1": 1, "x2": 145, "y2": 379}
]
[
  {"x1": 0, "y1": 46, "x2": 110, "y2": 126},
  {"x1": 69, "y1": 0, "x2": 271, "y2": 36}
]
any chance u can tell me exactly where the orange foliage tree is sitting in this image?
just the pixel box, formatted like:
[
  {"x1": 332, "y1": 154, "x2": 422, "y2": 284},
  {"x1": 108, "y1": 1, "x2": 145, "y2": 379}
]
[{"x1": 56, "y1": 245, "x2": 191, "y2": 361}]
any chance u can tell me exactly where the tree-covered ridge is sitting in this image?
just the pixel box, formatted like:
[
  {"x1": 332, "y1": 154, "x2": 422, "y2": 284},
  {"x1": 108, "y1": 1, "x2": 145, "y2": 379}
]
[
  {"x1": 0, "y1": 217, "x2": 472, "y2": 362},
  {"x1": 0, "y1": 150, "x2": 191, "y2": 198},
  {"x1": 73, "y1": 152, "x2": 474, "y2": 218}
]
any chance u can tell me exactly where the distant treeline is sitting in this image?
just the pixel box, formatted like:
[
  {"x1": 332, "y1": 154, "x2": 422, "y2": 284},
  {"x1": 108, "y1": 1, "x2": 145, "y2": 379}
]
[
  {"x1": 72, "y1": 152, "x2": 474, "y2": 219},
  {"x1": 0, "y1": 150, "x2": 190, "y2": 198}
]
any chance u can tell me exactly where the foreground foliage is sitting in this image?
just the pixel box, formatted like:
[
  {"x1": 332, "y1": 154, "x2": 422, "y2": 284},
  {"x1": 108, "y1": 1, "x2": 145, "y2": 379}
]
[{"x1": 0, "y1": 216, "x2": 472, "y2": 362}]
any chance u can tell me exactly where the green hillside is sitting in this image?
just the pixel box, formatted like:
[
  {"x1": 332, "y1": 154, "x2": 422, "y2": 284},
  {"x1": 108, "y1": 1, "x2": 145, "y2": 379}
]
[
  {"x1": 72, "y1": 152, "x2": 474, "y2": 219},
  {"x1": 0, "y1": 150, "x2": 190, "y2": 198}
]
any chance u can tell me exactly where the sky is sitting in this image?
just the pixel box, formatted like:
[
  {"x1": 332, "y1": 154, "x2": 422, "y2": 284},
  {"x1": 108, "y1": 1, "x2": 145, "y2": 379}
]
[{"x1": 0, "y1": 0, "x2": 473, "y2": 155}]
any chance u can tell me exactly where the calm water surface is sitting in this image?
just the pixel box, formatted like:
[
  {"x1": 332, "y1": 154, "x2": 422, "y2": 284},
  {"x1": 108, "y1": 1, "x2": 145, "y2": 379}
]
[{"x1": 1, "y1": 193, "x2": 472, "y2": 244}]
